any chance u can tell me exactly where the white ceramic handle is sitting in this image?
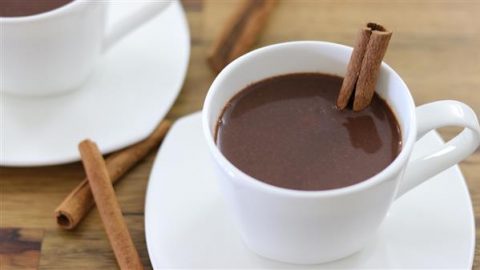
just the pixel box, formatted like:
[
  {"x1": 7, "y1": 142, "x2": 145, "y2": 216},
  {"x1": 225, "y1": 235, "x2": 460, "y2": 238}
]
[
  {"x1": 103, "y1": 1, "x2": 171, "y2": 52},
  {"x1": 396, "y1": 100, "x2": 480, "y2": 198}
]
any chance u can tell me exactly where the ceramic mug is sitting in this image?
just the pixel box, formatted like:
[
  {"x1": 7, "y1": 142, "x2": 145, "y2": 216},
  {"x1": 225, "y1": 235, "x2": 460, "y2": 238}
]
[
  {"x1": 202, "y1": 41, "x2": 480, "y2": 264},
  {"x1": 0, "y1": 0, "x2": 171, "y2": 96}
]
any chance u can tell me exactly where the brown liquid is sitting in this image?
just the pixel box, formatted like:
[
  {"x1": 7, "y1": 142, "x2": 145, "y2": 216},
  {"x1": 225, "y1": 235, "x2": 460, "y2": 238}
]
[
  {"x1": 216, "y1": 73, "x2": 401, "y2": 191},
  {"x1": 0, "y1": 0, "x2": 74, "y2": 17}
]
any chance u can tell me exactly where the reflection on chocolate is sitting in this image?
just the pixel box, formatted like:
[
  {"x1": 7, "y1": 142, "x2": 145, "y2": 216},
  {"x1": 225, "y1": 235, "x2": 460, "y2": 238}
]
[
  {"x1": 216, "y1": 73, "x2": 402, "y2": 191},
  {"x1": 343, "y1": 116, "x2": 382, "y2": 153}
]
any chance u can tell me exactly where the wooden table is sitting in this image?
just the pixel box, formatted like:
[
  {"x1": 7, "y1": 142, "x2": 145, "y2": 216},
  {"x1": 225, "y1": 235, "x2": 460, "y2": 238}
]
[{"x1": 2, "y1": 1, "x2": 479, "y2": 269}]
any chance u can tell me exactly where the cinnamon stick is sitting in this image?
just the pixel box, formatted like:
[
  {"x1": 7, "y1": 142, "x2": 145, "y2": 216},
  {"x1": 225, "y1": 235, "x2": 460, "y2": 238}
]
[
  {"x1": 336, "y1": 27, "x2": 372, "y2": 109},
  {"x1": 337, "y1": 23, "x2": 392, "y2": 111},
  {"x1": 207, "y1": 0, "x2": 277, "y2": 73},
  {"x1": 55, "y1": 120, "x2": 171, "y2": 230},
  {"x1": 79, "y1": 140, "x2": 143, "y2": 270},
  {"x1": 354, "y1": 27, "x2": 392, "y2": 111}
]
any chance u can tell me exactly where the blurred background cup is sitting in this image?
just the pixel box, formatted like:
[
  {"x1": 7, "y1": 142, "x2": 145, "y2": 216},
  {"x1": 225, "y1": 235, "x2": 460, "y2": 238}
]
[{"x1": 0, "y1": 0, "x2": 171, "y2": 97}]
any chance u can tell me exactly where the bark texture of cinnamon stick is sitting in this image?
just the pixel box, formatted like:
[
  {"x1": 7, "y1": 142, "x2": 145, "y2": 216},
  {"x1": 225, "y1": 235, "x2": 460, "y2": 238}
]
[
  {"x1": 79, "y1": 140, "x2": 144, "y2": 270},
  {"x1": 207, "y1": 0, "x2": 277, "y2": 74},
  {"x1": 337, "y1": 23, "x2": 392, "y2": 111},
  {"x1": 55, "y1": 120, "x2": 171, "y2": 230}
]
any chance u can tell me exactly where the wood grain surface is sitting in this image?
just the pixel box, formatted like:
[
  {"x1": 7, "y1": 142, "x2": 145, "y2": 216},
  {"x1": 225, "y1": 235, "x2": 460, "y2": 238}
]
[
  {"x1": 1, "y1": 0, "x2": 479, "y2": 269},
  {"x1": 0, "y1": 228, "x2": 44, "y2": 270}
]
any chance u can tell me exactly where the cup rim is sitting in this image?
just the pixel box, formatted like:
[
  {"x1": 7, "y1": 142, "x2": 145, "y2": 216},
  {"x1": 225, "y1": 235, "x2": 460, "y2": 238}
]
[
  {"x1": 202, "y1": 41, "x2": 417, "y2": 198},
  {"x1": 0, "y1": 0, "x2": 83, "y2": 23}
]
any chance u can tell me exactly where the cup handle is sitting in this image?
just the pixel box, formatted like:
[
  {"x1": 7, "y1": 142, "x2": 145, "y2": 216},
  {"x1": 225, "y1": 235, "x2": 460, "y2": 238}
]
[
  {"x1": 396, "y1": 100, "x2": 480, "y2": 198},
  {"x1": 102, "y1": 1, "x2": 171, "y2": 52}
]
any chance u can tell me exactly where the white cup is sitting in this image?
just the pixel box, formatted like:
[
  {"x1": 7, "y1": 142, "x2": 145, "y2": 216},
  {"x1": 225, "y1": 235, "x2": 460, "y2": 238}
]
[
  {"x1": 0, "y1": 0, "x2": 171, "y2": 96},
  {"x1": 202, "y1": 41, "x2": 480, "y2": 264}
]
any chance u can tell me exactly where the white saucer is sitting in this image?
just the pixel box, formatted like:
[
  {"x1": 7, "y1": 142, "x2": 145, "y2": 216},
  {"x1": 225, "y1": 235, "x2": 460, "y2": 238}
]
[
  {"x1": 0, "y1": 0, "x2": 189, "y2": 167},
  {"x1": 145, "y1": 112, "x2": 475, "y2": 269}
]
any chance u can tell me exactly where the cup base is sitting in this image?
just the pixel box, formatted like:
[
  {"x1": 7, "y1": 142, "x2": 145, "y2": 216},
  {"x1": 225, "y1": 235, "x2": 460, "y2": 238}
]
[
  {"x1": 242, "y1": 237, "x2": 365, "y2": 265},
  {"x1": 1, "y1": 72, "x2": 93, "y2": 98}
]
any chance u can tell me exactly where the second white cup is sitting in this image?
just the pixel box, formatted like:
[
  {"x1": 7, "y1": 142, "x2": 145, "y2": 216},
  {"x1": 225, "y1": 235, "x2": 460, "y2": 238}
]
[{"x1": 1, "y1": 0, "x2": 171, "y2": 96}]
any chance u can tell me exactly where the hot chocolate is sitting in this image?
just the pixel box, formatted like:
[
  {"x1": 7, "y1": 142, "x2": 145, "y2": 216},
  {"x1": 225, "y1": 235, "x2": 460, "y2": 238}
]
[
  {"x1": 215, "y1": 73, "x2": 401, "y2": 191},
  {"x1": 0, "y1": 0, "x2": 74, "y2": 17}
]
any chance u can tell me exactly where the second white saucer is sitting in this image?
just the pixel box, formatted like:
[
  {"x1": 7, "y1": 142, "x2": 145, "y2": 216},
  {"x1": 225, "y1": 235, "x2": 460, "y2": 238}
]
[{"x1": 1, "y1": 0, "x2": 190, "y2": 167}]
